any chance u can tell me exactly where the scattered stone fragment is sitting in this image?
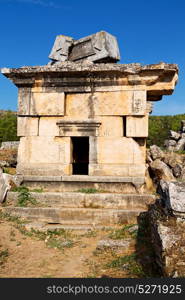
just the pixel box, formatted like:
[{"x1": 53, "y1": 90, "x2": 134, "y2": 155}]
[
  {"x1": 150, "y1": 159, "x2": 175, "y2": 182},
  {"x1": 159, "y1": 180, "x2": 185, "y2": 214},
  {"x1": 0, "y1": 168, "x2": 11, "y2": 203},
  {"x1": 175, "y1": 138, "x2": 185, "y2": 151},
  {"x1": 169, "y1": 130, "x2": 181, "y2": 140},
  {"x1": 181, "y1": 120, "x2": 185, "y2": 133},
  {"x1": 150, "y1": 145, "x2": 164, "y2": 160},
  {"x1": 172, "y1": 164, "x2": 182, "y2": 177},
  {"x1": 96, "y1": 238, "x2": 135, "y2": 254}
]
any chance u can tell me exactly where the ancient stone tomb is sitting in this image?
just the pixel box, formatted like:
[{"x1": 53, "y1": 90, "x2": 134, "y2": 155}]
[{"x1": 1, "y1": 32, "x2": 178, "y2": 190}]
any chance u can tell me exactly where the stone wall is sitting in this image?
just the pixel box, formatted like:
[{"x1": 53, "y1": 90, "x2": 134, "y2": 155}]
[
  {"x1": 147, "y1": 180, "x2": 185, "y2": 277},
  {"x1": 0, "y1": 141, "x2": 19, "y2": 150}
]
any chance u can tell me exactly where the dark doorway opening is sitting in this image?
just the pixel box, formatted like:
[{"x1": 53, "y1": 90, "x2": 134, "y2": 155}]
[{"x1": 72, "y1": 137, "x2": 89, "y2": 175}]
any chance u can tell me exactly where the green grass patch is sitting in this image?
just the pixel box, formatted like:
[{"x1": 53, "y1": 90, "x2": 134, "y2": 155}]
[
  {"x1": 106, "y1": 253, "x2": 145, "y2": 277},
  {"x1": 77, "y1": 188, "x2": 100, "y2": 193},
  {"x1": 108, "y1": 224, "x2": 138, "y2": 240},
  {"x1": 11, "y1": 186, "x2": 37, "y2": 207}
]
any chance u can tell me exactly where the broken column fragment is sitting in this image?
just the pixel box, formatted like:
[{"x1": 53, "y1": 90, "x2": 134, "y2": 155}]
[{"x1": 49, "y1": 31, "x2": 120, "y2": 63}]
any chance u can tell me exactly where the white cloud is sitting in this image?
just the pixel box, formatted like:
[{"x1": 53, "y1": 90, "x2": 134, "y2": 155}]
[{"x1": 4, "y1": 0, "x2": 62, "y2": 8}]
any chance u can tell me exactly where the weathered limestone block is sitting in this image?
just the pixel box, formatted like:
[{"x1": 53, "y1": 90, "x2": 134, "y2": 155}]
[
  {"x1": 148, "y1": 199, "x2": 185, "y2": 277},
  {"x1": 150, "y1": 145, "x2": 164, "y2": 160},
  {"x1": 89, "y1": 164, "x2": 130, "y2": 176},
  {"x1": 126, "y1": 116, "x2": 148, "y2": 137},
  {"x1": 17, "y1": 136, "x2": 71, "y2": 165},
  {"x1": 98, "y1": 116, "x2": 123, "y2": 137},
  {"x1": 2, "y1": 63, "x2": 178, "y2": 101},
  {"x1": 175, "y1": 138, "x2": 185, "y2": 151},
  {"x1": 17, "y1": 117, "x2": 39, "y2": 136},
  {"x1": 172, "y1": 164, "x2": 182, "y2": 178},
  {"x1": 150, "y1": 159, "x2": 175, "y2": 181},
  {"x1": 18, "y1": 88, "x2": 31, "y2": 115},
  {"x1": 163, "y1": 151, "x2": 184, "y2": 169},
  {"x1": 49, "y1": 35, "x2": 74, "y2": 62},
  {"x1": 69, "y1": 31, "x2": 120, "y2": 63},
  {"x1": 159, "y1": 180, "x2": 185, "y2": 214},
  {"x1": 132, "y1": 91, "x2": 146, "y2": 115},
  {"x1": 96, "y1": 137, "x2": 144, "y2": 164},
  {"x1": 164, "y1": 139, "x2": 177, "y2": 151},
  {"x1": 66, "y1": 91, "x2": 146, "y2": 117},
  {"x1": 39, "y1": 117, "x2": 60, "y2": 136},
  {"x1": 0, "y1": 169, "x2": 19, "y2": 202},
  {"x1": 49, "y1": 31, "x2": 120, "y2": 63},
  {"x1": 169, "y1": 130, "x2": 181, "y2": 140},
  {"x1": 0, "y1": 168, "x2": 10, "y2": 202},
  {"x1": 30, "y1": 92, "x2": 65, "y2": 116}
]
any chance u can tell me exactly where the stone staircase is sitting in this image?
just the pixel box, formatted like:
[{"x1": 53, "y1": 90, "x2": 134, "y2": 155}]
[{"x1": 2, "y1": 191, "x2": 155, "y2": 231}]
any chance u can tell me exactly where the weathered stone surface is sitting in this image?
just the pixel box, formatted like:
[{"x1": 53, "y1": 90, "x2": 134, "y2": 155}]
[
  {"x1": 7, "y1": 191, "x2": 155, "y2": 210},
  {"x1": 148, "y1": 200, "x2": 185, "y2": 277},
  {"x1": 98, "y1": 116, "x2": 123, "y2": 137},
  {"x1": 96, "y1": 238, "x2": 135, "y2": 253},
  {"x1": 172, "y1": 164, "x2": 182, "y2": 177},
  {"x1": 57, "y1": 120, "x2": 101, "y2": 137},
  {"x1": 169, "y1": 130, "x2": 181, "y2": 140},
  {"x1": 150, "y1": 145, "x2": 164, "y2": 160},
  {"x1": 17, "y1": 117, "x2": 39, "y2": 137},
  {"x1": 164, "y1": 139, "x2": 176, "y2": 151},
  {"x1": 2, "y1": 206, "x2": 143, "y2": 226},
  {"x1": 30, "y1": 92, "x2": 65, "y2": 116},
  {"x1": 150, "y1": 159, "x2": 174, "y2": 181},
  {"x1": 65, "y1": 91, "x2": 141, "y2": 117},
  {"x1": 39, "y1": 117, "x2": 60, "y2": 136},
  {"x1": 1, "y1": 63, "x2": 178, "y2": 102},
  {"x1": 181, "y1": 120, "x2": 185, "y2": 133},
  {"x1": 166, "y1": 139, "x2": 177, "y2": 147},
  {"x1": 175, "y1": 138, "x2": 185, "y2": 151},
  {"x1": 49, "y1": 31, "x2": 120, "y2": 63},
  {"x1": 126, "y1": 116, "x2": 148, "y2": 137},
  {"x1": 163, "y1": 151, "x2": 184, "y2": 169},
  {"x1": 0, "y1": 141, "x2": 19, "y2": 150},
  {"x1": 0, "y1": 169, "x2": 13, "y2": 203},
  {"x1": 159, "y1": 180, "x2": 185, "y2": 213},
  {"x1": 1, "y1": 43, "x2": 178, "y2": 181},
  {"x1": 49, "y1": 35, "x2": 74, "y2": 62}
]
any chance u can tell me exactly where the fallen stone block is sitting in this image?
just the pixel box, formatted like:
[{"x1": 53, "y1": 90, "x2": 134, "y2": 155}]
[
  {"x1": 159, "y1": 180, "x2": 185, "y2": 215},
  {"x1": 96, "y1": 238, "x2": 135, "y2": 254},
  {"x1": 150, "y1": 145, "x2": 164, "y2": 160},
  {"x1": 150, "y1": 159, "x2": 175, "y2": 182},
  {"x1": 0, "y1": 168, "x2": 11, "y2": 203},
  {"x1": 169, "y1": 130, "x2": 181, "y2": 140}
]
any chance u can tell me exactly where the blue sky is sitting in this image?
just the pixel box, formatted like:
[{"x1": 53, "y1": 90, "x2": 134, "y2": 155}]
[{"x1": 0, "y1": 0, "x2": 184, "y2": 115}]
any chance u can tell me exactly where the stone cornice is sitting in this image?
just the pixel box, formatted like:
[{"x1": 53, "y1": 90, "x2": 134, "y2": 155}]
[{"x1": 1, "y1": 62, "x2": 178, "y2": 101}]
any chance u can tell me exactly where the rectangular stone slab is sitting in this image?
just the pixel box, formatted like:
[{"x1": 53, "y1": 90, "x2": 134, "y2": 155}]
[
  {"x1": 69, "y1": 31, "x2": 120, "y2": 63},
  {"x1": 30, "y1": 92, "x2": 65, "y2": 116}
]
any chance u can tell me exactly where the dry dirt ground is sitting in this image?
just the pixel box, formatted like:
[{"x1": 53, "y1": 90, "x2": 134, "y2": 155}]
[{"x1": 0, "y1": 213, "x2": 149, "y2": 278}]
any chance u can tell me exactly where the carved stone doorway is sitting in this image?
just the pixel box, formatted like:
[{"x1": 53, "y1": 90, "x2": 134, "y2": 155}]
[{"x1": 72, "y1": 137, "x2": 89, "y2": 175}]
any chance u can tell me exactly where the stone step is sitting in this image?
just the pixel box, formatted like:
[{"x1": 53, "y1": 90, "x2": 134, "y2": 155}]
[
  {"x1": 20, "y1": 175, "x2": 145, "y2": 193},
  {"x1": 7, "y1": 192, "x2": 155, "y2": 210},
  {"x1": 23, "y1": 222, "x2": 117, "y2": 232},
  {"x1": 2, "y1": 207, "x2": 143, "y2": 225}
]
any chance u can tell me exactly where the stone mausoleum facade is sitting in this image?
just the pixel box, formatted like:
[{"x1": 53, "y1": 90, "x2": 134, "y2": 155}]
[{"x1": 1, "y1": 32, "x2": 178, "y2": 192}]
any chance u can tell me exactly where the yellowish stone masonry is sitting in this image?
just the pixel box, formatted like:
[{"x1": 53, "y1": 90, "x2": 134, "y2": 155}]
[{"x1": 1, "y1": 62, "x2": 178, "y2": 186}]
